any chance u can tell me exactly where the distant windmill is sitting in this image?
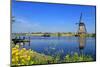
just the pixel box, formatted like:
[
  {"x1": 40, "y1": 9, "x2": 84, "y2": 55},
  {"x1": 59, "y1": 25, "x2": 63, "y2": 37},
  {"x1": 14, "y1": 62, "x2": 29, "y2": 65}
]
[{"x1": 76, "y1": 13, "x2": 87, "y2": 36}]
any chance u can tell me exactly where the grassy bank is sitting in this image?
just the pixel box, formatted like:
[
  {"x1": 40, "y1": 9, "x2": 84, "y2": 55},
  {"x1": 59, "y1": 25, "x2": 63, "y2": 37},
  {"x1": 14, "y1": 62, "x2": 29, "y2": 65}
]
[
  {"x1": 12, "y1": 45, "x2": 53, "y2": 66},
  {"x1": 64, "y1": 53, "x2": 93, "y2": 62},
  {"x1": 12, "y1": 45, "x2": 94, "y2": 66},
  {"x1": 12, "y1": 33, "x2": 96, "y2": 37}
]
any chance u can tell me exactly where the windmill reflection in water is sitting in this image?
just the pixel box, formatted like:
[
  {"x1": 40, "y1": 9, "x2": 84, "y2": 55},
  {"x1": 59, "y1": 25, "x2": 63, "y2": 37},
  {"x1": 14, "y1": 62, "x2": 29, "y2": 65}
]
[{"x1": 78, "y1": 36, "x2": 86, "y2": 55}]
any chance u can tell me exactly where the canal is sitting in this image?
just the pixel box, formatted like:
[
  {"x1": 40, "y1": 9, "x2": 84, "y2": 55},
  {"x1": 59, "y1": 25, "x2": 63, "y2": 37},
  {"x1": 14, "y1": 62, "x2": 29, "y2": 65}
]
[{"x1": 17, "y1": 36, "x2": 96, "y2": 61}]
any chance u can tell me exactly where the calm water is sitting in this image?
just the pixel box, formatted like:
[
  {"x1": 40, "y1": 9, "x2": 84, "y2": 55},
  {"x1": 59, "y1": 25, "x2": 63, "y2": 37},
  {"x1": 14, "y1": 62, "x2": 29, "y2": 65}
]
[{"x1": 19, "y1": 36, "x2": 96, "y2": 60}]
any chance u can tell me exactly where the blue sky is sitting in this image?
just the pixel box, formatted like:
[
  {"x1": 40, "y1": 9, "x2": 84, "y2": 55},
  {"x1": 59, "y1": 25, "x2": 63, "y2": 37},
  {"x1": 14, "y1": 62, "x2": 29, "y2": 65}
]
[{"x1": 12, "y1": 0, "x2": 96, "y2": 33}]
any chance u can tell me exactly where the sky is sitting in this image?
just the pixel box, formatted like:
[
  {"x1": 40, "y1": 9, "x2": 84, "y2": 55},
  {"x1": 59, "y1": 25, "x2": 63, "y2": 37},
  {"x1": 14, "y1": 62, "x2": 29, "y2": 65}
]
[{"x1": 12, "y1": 0, "x2": 96, "y2": 33}]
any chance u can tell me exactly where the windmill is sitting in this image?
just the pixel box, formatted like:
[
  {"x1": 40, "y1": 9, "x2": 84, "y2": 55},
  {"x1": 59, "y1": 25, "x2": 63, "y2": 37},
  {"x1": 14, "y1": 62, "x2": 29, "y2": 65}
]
[{"x1": 75, "y1": 13, "x2": 87, "y2": 36}]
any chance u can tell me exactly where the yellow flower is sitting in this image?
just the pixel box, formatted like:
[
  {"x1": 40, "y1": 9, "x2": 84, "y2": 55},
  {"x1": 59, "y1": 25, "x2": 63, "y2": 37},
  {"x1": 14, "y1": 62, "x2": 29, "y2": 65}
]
[
  {"x1": 12, "y1": 47, "x2": 17, "y2": 50},
  {"x1": 12, "y1": 50, "x2": 19, "y2": 56},
  {"x1": 12, "y1": 58, "x2": 15, "y2": 62},
  {"x1": 15, "y1": 52, "x2": 19, "y2": 56},
  {"x1": 19, "y1": 55, "x2": 23, "y2": 59},
  {"x1": 27, "y1": 56, "x2": 31, "y2": 60},
  {"x1": 21, "y1": 59, "x2": 26, "y2": 64},
  {"x1": 15, "y1": 56, "x2": 19, "y2": 61},
  {"x1": 15, "y1": 45, "x2": 19, "y2": 48},
  {"x1": 22, "y1": 48, "x2": 26, "y2": 51}
]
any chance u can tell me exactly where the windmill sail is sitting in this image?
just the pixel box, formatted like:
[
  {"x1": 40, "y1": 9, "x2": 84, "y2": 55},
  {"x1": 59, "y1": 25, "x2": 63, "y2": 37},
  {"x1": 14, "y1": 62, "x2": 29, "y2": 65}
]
[{"x1": 79, "y1": 13, "x2": 82, "y2": 23}]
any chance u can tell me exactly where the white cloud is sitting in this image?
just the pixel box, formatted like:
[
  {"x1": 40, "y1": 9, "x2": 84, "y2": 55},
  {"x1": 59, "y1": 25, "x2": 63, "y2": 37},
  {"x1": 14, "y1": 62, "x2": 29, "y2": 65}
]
[{"x1": 12, "y1": 18, "x2": 41, "y2": 32}]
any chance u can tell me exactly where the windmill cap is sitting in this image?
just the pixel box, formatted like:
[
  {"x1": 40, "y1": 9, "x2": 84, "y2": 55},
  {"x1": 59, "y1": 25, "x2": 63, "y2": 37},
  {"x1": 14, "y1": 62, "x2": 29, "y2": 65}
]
[{"x1": 79, "y1": 22, "x2": 85, "y2": 26}]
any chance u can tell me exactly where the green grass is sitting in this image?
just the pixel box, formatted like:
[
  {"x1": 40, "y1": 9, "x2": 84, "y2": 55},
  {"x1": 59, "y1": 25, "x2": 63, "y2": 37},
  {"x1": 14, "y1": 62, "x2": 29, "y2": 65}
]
[
  {"x1": 64, "y1": 52, "x2": 93, "y2": 62},
  {"x1": 12, "y1": 45, "x2": 94, "y2": 66}
]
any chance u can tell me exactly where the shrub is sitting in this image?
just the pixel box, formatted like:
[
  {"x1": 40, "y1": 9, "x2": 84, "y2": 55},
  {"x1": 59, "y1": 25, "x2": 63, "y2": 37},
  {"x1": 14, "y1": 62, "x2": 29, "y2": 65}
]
[
  {"x1": 12, "y1": 45, "x2": 53, "y2": 66},
  {"x1": 64, "y1": 52, "x2": 93, "y2": 62}
]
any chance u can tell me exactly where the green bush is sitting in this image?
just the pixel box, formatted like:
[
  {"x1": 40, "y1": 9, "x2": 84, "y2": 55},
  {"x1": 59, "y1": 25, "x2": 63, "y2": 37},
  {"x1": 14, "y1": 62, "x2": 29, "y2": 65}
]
[
  {"x1": 64, "y1": 52, "x2": 93, "y2": 62},
  {"x1": 12, "y1": 45, "x2": 53, "y2": 66}
]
